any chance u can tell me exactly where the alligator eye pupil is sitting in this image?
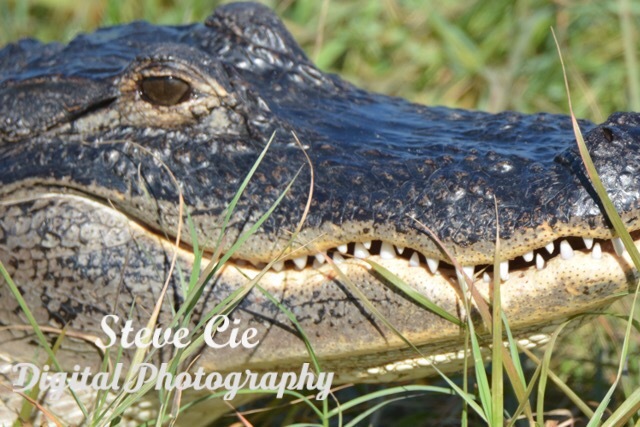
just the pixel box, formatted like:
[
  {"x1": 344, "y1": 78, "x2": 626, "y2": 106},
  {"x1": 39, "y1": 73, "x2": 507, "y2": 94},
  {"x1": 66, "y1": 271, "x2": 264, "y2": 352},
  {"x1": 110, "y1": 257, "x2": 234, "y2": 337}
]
[{"x1": 140, "y1": 76, "x2": 191, "y2": 106}]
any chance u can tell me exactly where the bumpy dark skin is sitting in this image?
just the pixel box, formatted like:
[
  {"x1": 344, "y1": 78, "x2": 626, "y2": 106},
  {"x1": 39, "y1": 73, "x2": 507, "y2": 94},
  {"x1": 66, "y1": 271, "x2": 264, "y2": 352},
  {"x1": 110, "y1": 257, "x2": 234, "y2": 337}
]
[{"x1": 1, "y1": 2, "x2": 640, "y2": 425}]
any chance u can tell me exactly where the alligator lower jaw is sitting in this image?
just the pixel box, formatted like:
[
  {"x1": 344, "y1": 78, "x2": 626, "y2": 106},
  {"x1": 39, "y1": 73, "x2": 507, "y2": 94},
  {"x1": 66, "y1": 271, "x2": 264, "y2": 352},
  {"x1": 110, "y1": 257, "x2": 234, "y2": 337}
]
[
  {"x1": 232, "y1": 235, "x2": 640, "y2": 320},
  {"x1": 88, "y1": 192, "x2": 638, "y2": 379},
  {"x1": 208, "y1": 232, "x2": 638, "y2": 381}
]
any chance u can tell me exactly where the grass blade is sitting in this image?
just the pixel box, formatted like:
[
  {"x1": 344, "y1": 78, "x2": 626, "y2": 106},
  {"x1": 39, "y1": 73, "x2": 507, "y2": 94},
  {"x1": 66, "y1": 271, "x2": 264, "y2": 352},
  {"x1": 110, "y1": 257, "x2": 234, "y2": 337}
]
[
  {"x1": 552, "y1": 27, "x2": 640, "y2": 426},
  {"x1": 491, "y1": 201, "x2": 503, "y2": 427},
  {"x1": 535, "y1": 321, "x2": 569, "y2": 426},
  {"x1": 364, "y1": 259, "x2": 462, "y2": 326}
]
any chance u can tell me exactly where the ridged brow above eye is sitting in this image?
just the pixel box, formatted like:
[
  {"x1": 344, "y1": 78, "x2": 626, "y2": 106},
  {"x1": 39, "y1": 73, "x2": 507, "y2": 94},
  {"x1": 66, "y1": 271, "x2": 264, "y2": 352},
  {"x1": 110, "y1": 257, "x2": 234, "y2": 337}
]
[{"x1": 139, "y1": 76, "x2": 191, "y2": 106}]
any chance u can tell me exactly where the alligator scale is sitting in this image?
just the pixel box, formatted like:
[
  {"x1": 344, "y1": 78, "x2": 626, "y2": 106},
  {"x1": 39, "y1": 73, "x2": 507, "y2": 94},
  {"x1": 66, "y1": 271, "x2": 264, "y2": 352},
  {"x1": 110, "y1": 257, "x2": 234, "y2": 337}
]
[{"x1": 1, "y1": 2, "x2": 640, "y2": 425}]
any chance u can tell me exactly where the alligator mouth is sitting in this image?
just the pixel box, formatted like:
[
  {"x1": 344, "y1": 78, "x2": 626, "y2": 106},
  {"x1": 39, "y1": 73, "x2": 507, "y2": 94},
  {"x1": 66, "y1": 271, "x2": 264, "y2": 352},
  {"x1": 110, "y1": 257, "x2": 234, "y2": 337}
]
[
  {"x1": 230, "y1": 232, "x2": 640, "y2": 284},
  {"x1": 2, "y1": 176, "x2": 639, "y2": 388}
]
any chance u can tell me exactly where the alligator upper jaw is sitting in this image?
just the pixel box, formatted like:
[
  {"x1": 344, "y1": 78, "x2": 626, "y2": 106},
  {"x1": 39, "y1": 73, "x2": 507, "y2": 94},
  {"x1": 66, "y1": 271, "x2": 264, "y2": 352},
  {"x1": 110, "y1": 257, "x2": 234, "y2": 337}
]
[
  {"x1": 232, "y1": 232, "x2": 640, "y2": 283},
  {"x1": 6, "y1": 185, "x2": 639, "y2": 284}
]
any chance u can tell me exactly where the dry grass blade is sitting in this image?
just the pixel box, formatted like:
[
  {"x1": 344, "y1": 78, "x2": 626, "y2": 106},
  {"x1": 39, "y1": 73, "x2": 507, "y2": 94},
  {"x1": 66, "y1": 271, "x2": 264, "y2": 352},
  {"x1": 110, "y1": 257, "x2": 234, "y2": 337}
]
[
  {"x1": 408, "y1": 217, "x2": 492, "y2": 330},
  {"x1": 500, "y1": 319, "x2": 534, "y2": 424},
  {"x1": 105, "y1": 142, "x2": 186, "y2": 417},
  {"x1": 3, "y1": 385, "x2": 64, "y2": 427}
]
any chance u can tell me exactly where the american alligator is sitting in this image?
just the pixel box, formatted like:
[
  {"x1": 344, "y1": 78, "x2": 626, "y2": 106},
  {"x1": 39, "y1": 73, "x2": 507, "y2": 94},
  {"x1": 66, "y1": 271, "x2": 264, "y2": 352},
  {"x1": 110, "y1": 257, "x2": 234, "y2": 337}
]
[{"x1": 1, "y1": 1, "x2": 639, "y2": 425}]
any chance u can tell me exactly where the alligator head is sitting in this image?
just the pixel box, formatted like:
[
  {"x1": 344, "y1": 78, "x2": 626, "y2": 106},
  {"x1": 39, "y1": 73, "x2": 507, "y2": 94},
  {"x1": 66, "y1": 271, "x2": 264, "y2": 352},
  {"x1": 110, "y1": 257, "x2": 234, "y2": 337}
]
[{"x1": 1, "y1": 1, "x2": 640, "y2": 424}]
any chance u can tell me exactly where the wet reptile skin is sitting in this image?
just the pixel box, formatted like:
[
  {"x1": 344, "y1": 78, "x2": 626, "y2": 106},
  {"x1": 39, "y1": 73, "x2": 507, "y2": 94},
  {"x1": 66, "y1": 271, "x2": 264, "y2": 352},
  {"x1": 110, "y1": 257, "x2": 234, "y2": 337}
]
[{"x1": 1, "y1": 2, "x2": 640, "y2": 425}]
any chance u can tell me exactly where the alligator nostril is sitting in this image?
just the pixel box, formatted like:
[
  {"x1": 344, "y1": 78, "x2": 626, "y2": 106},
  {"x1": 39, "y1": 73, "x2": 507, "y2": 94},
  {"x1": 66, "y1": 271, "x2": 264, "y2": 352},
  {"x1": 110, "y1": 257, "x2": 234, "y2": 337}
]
[{"x1": 602, "y1": 127, "x2": 614, "y2": 142}]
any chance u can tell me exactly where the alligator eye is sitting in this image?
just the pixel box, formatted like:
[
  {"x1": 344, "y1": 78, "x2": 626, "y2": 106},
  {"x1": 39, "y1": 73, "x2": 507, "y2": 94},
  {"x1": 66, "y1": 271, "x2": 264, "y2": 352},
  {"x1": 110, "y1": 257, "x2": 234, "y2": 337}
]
[{"x1": 140, "y1": 76, "x2": 191, "y2": 106}]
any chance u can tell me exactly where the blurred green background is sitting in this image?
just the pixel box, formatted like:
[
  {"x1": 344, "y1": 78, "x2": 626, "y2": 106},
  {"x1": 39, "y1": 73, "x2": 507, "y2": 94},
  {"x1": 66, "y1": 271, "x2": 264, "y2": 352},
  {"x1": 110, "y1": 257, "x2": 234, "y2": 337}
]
[{"x1": 1, "y1": 0, "x2": 638, "y2": 121}]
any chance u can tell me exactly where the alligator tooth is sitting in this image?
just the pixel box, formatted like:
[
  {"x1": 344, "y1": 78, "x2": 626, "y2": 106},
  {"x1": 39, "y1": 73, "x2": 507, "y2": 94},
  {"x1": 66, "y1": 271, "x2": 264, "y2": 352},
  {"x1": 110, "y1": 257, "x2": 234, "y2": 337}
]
[
  {"x1": 354, "y1": 243, "x2": 370, "y2": 259},
  {"x1": 483, "y1": 272, "x2": 491, "y2": 283},
  {"x1": 380, "y1": 242, "x2": 396, "y2": 259},
  {"x1": 536, "y1": 253, "x2": 545, "y2": 270},
  {"x1": 292, "y1": 255, "x2": 307, "y2": 270},
  {"x1": 337, "y1": 244, "x2": 348, "y2": 254},
  {"x1": 426, "y1": 257, "x2": 439, "y2": 274},
  {"x1": 250, "y1": 261, "x2": 265, "y2": 269},
  {"x1": 456, "y1": 267, "x2": 475, "y2": 285},
  {"x1": 500, "y1": 260, "x2": 509, "y2": 281},
  {"x1": 456, "y1": 272, "x2": 472, "y2": 293},
  {"x1": 332, "y1": 253, "x2": 345, "y2": 264},
  {"x1": 272, "y1": 260, "x2": 284, "y2": 272},
  {"x1": 560, "y1": 240, "x2": 574, "y2": 260},
  {"x1": 396, "y1": 246, "x2": 405, "y2": 254},
  {"x1": 612, "y1": 237, "x2": 626, "y2": 256},
  {"x1": 312, "y1": 258, "x2": 323, "y2": 269},
  {"x1": 363, "y1": 241, "x2": 372, "y2": 250},
  {"x1": 409, "y1": 252, "x2": 420, "y2": 267},
  {"x1": 545, "y1": 242, "x2": 554, "y2": 254},
  {"x1": 522, "y1": 251, "x2": 534, "y2": 262},
  {"x1": 582, "y1": 237, "x2": 594, "y2": 250},
  {"x1": 591, "y1": 242, "x2": 602, "y2": 260},
  {"x1": 315, "y1": 253, "x2": 326, "y2": 264}
]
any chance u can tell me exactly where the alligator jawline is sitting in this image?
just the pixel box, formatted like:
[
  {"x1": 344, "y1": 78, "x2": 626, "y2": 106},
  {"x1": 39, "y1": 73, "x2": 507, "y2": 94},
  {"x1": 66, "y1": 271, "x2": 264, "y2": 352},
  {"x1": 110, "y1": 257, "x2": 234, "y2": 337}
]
[{"x1": 229, "y1": 232, "x2": 640, "y2": 285}]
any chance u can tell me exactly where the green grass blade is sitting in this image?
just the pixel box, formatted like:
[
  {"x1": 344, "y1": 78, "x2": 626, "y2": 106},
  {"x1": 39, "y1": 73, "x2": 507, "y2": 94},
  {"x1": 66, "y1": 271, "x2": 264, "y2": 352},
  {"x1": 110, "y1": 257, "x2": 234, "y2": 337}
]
[
  {"x1": 601, "y1": 386, "x2": 640, "y2": 427},
  {"x1": 467, "y1": 313, "x2": 493, "y2": 425},
  {"x1": 324, "y1": 259, "x2": 423, "y2": 357},
  {"x1": 0, "y1": 261, "x2": 89, "y2": 420},
  {"x1": 255, "y1": 284, "x2": 322, "y2": 374},
  {"x1": 165, "y1": 166, "x2": 304, "y2": 333},
  {"x1": 432, "y1": 364, "x2": 488, "y2": 423},
  {"x1": 491, "y1": 202, "x2": 503, "y2": 427},
  {"x1": 501, "y1": 313, "x2": 533, "y2": 423},
  {"x1": 536, "y1": 321, "x2": 570, "y2": 426},
  {"x1": 520, "y1": 344, "x2": 594, "y2": 419},
  {"x1": 325, "y1": 384, "x2": 457, "y2": 417},
  {"x1": 213, "y1": 132, "x2": 278, "y2": 251},
  {"x1": 364, "y1": 259, "x2": 462, "y2": 326},
  {"x1": 553, "y1": 27, "x2": 640, "y2": 426}
]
